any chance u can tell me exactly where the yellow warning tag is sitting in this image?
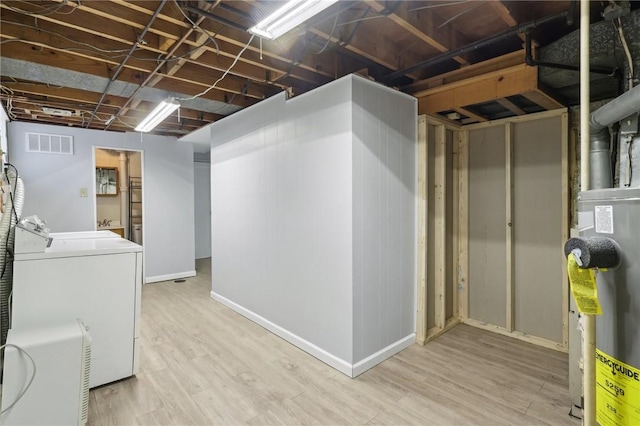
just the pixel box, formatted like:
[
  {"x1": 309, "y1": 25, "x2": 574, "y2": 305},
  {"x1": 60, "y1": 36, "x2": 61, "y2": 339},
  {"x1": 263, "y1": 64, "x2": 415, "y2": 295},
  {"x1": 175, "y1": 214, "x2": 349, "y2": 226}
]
[
  {"x1": 596, "y1": 349, "x2": 640, "y2": 426},
  {"x1": 567, "y1": 255, "x2": 602, "y2": 315}
]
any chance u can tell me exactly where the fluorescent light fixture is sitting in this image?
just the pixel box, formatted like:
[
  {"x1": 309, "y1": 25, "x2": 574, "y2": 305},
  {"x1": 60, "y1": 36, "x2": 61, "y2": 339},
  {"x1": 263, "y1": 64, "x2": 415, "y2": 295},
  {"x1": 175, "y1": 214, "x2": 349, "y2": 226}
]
[
  {"x1": 249, "y1": 0, "x2": 338, "y2": 40},
  {"x1": 135, "y1": 98, "x2": 180, "y2": 132}
]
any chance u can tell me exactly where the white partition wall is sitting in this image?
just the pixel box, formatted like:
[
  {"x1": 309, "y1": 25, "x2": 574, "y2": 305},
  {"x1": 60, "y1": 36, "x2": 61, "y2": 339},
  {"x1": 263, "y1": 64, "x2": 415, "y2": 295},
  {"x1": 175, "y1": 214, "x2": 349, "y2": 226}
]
[{"x1": 209, "y1": 75, "x2": 417, "y2": 377}]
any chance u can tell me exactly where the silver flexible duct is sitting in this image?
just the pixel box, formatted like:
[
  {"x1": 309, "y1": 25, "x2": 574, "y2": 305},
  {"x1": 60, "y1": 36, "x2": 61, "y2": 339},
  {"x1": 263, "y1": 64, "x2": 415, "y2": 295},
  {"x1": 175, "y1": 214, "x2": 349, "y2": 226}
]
[
  {"x1": 589, "y1": 84, "x2": 640, "y2": 189},
  {"x1": 0, "y1": 171, "x2": 25, "y2": 348}
]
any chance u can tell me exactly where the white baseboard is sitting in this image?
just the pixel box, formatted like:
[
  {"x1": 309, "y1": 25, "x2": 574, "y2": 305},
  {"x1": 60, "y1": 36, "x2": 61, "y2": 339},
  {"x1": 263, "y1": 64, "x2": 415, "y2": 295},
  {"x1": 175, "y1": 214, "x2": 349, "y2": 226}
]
[
  {"x1": 211, "y1": 291, "x2": 415, "y2": 378},
  {"x1": 146, "y1": 270, "x2": 196, "y2": 284},
  {"x1": 352, "y1": 333, "x2": 416, "y2": 377}
]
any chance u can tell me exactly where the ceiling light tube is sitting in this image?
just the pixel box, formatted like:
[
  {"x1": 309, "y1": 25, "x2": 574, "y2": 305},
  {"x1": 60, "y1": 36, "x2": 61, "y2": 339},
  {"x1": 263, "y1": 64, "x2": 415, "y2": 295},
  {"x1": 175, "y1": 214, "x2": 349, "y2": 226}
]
[
  {"x1": 249, "y1": 0, "x2": 338, "y2": 40},
  {"x1": 135, "y1": 98, "x2": 180, "y2": 132}
]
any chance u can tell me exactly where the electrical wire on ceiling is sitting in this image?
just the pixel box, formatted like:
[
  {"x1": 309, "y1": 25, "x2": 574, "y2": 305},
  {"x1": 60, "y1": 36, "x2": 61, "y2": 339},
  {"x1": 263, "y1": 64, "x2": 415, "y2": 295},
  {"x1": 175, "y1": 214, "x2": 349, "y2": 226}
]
[
  {"x1": 177, "y1": 34, "x2": 255, "y2": 101},
  {"x1": 408, "y1": 0, "x2": 470, "y2": 13},
  {"x1": 4, "y1": 0, "x2": 79, "y2": 17},
  {"x1": 613, "y1": 17, "x2": 635, "y2": 88},
  {"x1": 173, "y1": 0, "x2": 220, "y2": 56},
  {"x1": 116, "y1": 116, "x2": 136, "y2": 129},
  {"x1": 0, "y1": 19, "x2": 216, "y2": 66},
  {"x1": 0, "y1": 20, "x2": 131, "y2": 53},
  {"x1": 308, "y1": 13, "x2": 340, "y2": 55},
  {"x1": 438, "y1": 1, "x2": 484, "y2": 28}
]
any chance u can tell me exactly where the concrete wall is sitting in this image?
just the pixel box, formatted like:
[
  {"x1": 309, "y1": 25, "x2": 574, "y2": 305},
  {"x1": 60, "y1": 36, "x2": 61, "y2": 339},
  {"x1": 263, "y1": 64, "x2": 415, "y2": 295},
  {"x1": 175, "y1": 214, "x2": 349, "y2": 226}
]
[{"x1": 7, "y1": 122, "x2": 195, "y2": 282}]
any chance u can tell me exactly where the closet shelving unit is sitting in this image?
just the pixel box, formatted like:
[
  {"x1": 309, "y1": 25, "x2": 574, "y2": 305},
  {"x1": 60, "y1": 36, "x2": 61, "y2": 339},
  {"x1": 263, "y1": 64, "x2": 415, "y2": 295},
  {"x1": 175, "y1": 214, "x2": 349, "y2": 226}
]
[{"x1": 128, "y1": 177, "x2": 142, "y2": 243}]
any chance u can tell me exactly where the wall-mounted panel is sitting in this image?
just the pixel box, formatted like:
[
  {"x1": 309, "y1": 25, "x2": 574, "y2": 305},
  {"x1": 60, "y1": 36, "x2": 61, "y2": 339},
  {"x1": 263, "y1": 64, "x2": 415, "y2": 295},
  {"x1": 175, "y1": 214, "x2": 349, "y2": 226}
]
[
  {"x1": 468, "y1": 126, "x2": 507, "y2": 327},
  {"x1": 513, "y1": 117, "x2": 564, "y2": 342}
]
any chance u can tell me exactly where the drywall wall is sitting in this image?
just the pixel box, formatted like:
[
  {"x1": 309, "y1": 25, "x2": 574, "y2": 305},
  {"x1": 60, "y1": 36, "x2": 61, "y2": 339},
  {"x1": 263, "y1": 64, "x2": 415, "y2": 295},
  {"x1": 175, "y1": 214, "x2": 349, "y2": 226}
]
[
  {"x1": 211, "y1": 88, "x2": 354, "y2": 363},
  {"x1": 209, "y1": 75, "x2": 416, "y2": 375},
  {"x1": 513, "y1": 117, "x2": 564, "y2": 342},
  {"x1": 466, "y1": 112, "x2": 566, "y2": 345},
  {"x1": 194, "y1": 161, "x2": 211, "y2": 259},
  {"x1": 7, "y1": 122, "x2": 195, "y2": 282},
  {"x1": 468, "y1": 125, "x2": 507, "y2": 327}
]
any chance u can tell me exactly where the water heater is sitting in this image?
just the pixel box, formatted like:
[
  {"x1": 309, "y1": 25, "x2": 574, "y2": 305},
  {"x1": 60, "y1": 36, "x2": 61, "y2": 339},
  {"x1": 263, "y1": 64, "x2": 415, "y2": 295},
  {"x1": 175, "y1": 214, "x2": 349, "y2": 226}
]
[{"x1": 578, "y1": 187, "x2": 640, "y2": 425}]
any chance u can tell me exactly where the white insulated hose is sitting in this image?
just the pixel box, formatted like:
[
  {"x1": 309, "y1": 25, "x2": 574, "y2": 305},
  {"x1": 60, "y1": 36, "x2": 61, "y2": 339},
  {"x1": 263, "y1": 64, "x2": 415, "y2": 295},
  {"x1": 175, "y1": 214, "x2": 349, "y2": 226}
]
[{"x1": 0, "y1": 170, "x2": 25, "y2": 348}]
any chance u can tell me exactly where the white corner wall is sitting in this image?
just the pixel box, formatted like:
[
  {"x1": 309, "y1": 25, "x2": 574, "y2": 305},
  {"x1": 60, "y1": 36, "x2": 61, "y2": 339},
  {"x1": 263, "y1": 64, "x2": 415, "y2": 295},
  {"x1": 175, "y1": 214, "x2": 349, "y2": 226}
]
[
  {"x1": 209, "y1": 75, "x2": 416, "y2": 376},
  {"x1": 351, "y1": 76, "x2": 417, "y2": 364},
  {"x1": 7, "y1": 122, "x2": 195, "y2": 282}
]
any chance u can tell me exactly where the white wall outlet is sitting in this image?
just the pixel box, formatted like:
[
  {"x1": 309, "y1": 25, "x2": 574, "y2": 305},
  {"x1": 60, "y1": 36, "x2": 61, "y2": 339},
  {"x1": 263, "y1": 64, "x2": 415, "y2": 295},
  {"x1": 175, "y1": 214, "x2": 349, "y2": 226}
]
[{"x1": 80, "y1": 187, "x2": 88, "y2": 198}]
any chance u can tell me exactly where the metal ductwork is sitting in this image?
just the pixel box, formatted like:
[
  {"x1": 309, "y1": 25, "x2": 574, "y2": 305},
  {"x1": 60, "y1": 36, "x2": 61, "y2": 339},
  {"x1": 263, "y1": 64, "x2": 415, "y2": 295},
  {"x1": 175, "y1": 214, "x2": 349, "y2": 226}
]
[{"x1": 589, "y1": 84, "x2": 640, "y2": 189}]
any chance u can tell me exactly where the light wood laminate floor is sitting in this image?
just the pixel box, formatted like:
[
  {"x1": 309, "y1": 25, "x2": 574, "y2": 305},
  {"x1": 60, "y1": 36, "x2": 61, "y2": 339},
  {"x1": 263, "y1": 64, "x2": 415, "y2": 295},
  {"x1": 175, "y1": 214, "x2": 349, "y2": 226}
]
[{"x1": 88, "y1": 258, "x2": 579, "y2": 425}]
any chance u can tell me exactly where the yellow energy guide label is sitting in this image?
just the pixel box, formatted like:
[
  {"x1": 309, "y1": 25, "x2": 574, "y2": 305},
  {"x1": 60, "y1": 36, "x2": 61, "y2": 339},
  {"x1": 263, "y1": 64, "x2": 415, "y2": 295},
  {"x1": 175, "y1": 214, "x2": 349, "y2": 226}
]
[{"x1": 596, "y1": 349, "x2": 640, "y2": 426}]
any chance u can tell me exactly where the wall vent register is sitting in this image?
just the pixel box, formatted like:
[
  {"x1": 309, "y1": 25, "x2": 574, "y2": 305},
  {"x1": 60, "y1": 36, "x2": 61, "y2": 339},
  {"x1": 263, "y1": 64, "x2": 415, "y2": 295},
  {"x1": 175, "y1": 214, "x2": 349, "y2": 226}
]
[{"x1": 26, "y1": 132, "x2": 73, "y2": 155}]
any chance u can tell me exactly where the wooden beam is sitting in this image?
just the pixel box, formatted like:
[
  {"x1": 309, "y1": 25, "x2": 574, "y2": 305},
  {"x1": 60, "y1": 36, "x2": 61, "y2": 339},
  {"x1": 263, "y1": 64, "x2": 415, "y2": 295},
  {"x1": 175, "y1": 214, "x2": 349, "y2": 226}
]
[
  {"x1": 107, "y1": 0, "x2": 334, "y2": 82},
  {"x1": 505, "y1": 123, "x2": 515, "y2": 332},
  {"x1": 416, "y1": 116, "x2": 428, "y2": 345},
  {"x1": 522, "y1": 88, "x2": 565, "y2": 111},
  {"x1": 417, "y1": 65, "x2": 539, "y2": 115},
  {"x1": 453, "y1": 107, "x2": 488, "y2": 123},
  {"x1": 405, "y1": 50, "x2": 526, "y2": 93},
  {"x1": 462, "y1": 108, "x2": 568, "y2": 130},
  {"x1": 11, "y1": 1, "x2": 330, "y2": 89},
  {"x1": 496, "y1": 98, "x2": 526, "y2": 116},
  {"x1": 457, "y1": 130, "x2": 469, "y2": 319},
  {"x1": 367, "y1": 1, "x2": 469, "y2": 65},
  {"x1": 434, "y1": 124, "x2": 447, "y2": 329},
  {"x1": 491, "y1": 1, "x2": 526, "y2": 41}
]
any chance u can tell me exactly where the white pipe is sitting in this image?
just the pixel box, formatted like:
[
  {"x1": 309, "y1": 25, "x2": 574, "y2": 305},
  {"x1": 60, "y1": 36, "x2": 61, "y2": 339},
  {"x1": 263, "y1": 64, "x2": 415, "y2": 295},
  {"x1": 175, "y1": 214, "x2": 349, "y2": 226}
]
[
  {"x1": 580, "y1": 0, "x2": 596, "y2": 425},
  {"x1": 119, "y1": 152, "x2": 128, "y2": 239}
]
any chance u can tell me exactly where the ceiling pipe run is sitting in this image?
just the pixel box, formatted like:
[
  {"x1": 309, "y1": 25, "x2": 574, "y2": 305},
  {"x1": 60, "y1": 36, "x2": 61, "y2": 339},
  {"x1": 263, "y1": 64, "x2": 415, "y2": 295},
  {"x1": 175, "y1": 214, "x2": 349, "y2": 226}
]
[
  {"x1": 589, "y1": 83, "x2": 640, "y2": 189},
  {"x1": 524, "y1": 31, "x2": 617, "y2": 76},
  {"x1": 383, "y1": 10, "x2": 572, "y2": 84}
]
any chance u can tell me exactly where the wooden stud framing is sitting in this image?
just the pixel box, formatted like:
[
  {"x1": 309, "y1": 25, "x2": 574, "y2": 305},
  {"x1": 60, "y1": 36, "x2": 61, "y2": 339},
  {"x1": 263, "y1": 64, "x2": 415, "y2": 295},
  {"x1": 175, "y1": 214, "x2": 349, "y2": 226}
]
[
  {"x1": 522, "y1": 89, "x2": 564, "y2": 111},
  {"x1": 462, "y1": 318, "x2": 567, "y2": 353},
  {"x1": 416, "y1": 116, "x2": 428, "y2": 345},
  {"x1": 464, "y1": 108, "x2": 567, "y2": 130},
  {"x1": 496, "y1": 98, "x2": 526, "y2": 116},
  {"x1": 453, "y1": 107, "x2": 488, "y2": 123},
  {"x1": 434, "y1": 124, "x2": 447, "y2": 330},
  {"x1": 425, "y1": 317, "x2": 461, "y2": 343},
  {"x1": 561, "y1": 112, "x2": 570, "y2": 348},
  {"x1": 451, "y1": 132, "x2": 460, "y2": 319},
  {"x1": 457, "y1": 130, "x2": 469, "y2": 319},
  {"x1": 505, "y1": 122, "x2": 515, "y2": 332}
]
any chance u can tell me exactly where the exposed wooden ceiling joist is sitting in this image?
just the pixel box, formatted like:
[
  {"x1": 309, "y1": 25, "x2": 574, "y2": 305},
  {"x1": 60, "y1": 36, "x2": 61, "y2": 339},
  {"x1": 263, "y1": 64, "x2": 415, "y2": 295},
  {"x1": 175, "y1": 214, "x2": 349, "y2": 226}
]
[{"x1": 0, "y1": 0, "x2": 584, "y2": 136}]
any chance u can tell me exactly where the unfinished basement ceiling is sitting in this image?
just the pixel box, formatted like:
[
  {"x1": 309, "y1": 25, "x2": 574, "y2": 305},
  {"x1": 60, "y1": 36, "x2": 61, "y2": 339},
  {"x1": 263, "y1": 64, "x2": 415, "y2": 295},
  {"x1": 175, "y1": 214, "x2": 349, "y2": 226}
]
[{"x1": 0, "y1": 1, "x2": 633, "y2": 136}]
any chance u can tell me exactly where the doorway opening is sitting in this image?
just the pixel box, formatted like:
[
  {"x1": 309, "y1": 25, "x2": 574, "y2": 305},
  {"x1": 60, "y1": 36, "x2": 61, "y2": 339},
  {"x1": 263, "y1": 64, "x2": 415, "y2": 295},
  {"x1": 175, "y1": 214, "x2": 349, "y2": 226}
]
[{"x1": 94, "y1": 148, "x2": 143, "y2": 245}]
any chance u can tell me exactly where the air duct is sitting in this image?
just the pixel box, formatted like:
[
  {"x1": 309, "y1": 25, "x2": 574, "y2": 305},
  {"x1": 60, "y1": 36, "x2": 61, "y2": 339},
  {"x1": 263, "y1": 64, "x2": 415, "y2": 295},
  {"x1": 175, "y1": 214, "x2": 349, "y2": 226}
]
[{"x1": 589, "y1": 84, "x2": 640, "y2": 189}]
